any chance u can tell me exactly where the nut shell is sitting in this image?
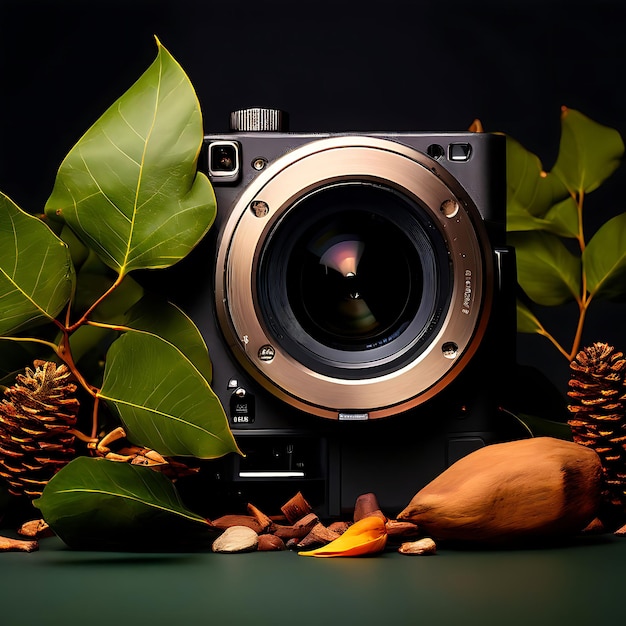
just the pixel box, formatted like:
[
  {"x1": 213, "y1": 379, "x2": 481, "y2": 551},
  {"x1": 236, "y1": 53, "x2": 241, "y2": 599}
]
[
  {"x1": 212, "y1": 526, "x2": 258, "y2": 553},
  {"x1": 398, "y1": 537, "x2": 437, "y2": 555},
  {"x1": 257, "y1": 534, "x2": 286, "y2": 551}
]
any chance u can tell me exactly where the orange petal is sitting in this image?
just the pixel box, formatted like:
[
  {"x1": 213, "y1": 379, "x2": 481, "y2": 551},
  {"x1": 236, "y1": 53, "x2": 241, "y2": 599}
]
[{"x1": 299, "y1": 515, "x2": 387, "y2": 557}]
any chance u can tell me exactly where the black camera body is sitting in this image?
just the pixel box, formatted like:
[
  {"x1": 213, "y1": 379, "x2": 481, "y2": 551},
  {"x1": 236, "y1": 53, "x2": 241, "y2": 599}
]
[{"x1": 180, "y1": 109, "x2": 519, "y2": 518}]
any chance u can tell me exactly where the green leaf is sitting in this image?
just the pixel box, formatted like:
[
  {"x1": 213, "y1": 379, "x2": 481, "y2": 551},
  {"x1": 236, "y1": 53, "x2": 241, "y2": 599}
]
[
  {"x1": 516, "y1": 300, "x2": 544, "y2": 334},
  {"x1": 508, "y1": 231, "x2": 581, "y2": 305},
  {"x1": 44, "y1": 38, "x2": 216, "y2": 277},
  {"x1": 34, "y1": 457, "x2": 214, "y2": 549},
  {"x1": 0, "y1": 192, "x2": 74, "y2": 336},
  {"x1": 59, "y1": 224, "x2": 90, "y2": 270},
  {"x1": 73, "y1": 250, "x2": 145, "y2": 319},
  {"x1": 99, "y1": 330, "x2": 240, "y2": 458},
  {"x1": 507, "y1": 196, "x2": 579, "y2": 238},
  {"x1": 584, "y1": 212, "x2": 626, "y2": 300},
  {"x1": 507, "y1": 204, "x2": 549, "y2": 233},
  {"x1": 551, "y1": 107, "x2": 624, "y2": 195},
  {"x1": 510, "y1": 413, "x2": 573, "y2": 440},
  {"x1": 540, "y1": 196, "x2": 579, "y2": 238},
  {"x1": 505, "y1": 134, "x2": 570, "y2": 221},
  {"x1": 123, "y1": 295, "x2": 213, "y2": 382}
]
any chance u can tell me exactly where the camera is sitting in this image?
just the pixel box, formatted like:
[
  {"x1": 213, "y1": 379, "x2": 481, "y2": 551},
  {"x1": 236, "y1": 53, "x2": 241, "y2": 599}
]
[{"x1": 178, "y1": 108, "x2": 520, "y2": 518}]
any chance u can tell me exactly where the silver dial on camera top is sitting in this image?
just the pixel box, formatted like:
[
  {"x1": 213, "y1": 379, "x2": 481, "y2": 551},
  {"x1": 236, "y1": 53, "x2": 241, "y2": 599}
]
[{"x1": 229, "y1": 107, "x2": 286, "y2": 132}]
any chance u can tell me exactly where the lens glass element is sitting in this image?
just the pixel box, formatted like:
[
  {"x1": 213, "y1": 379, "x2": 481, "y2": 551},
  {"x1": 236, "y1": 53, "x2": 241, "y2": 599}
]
[
  {"x1": 291, "y1": 212, "x2": 417, "y2": 347},
  {"x1": 257, "y1": 183, "x2": 451, "y2": 377}
]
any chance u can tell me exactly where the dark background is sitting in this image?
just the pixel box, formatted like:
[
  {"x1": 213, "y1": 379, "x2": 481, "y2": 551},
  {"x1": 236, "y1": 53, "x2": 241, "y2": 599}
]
[{"x1": 2, "y1": 0, "x2": 626, "y2": 401}]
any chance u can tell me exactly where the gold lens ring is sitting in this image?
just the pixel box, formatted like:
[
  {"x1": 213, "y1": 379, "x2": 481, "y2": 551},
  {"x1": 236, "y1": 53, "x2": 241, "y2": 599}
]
[{"x1": 215, "y1": 136, "x2": 494, "y2": 419}]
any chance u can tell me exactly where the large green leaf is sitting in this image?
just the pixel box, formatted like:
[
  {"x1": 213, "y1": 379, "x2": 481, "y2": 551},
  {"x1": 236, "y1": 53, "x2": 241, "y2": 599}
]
[
  {"x1": 507, "y1": 195, "x2": 579, "y2": 238},
  {"x1": 540, "y1": 195, "x2": 579, "y2": 238},
  {"x1": 99, "y1": 330, "x2": 240, "y2": 458},
  {"x1": 516, "y1": 300, "x2": 544, "y2": 334},
  {"x1": 583, "y1": 212, "x2": 626, "y2": 300},
  {"x1": 0, "y1": 192, "x2": 74, "y2": 336},
  {"x1": 44, "y1": 38, "x2": 216, "y2": 277},
  {"x1": 551, "y1": 107, "x2": 624, "y2": 195},
  {"x1": 73, "y1": 250, "x2": 144, "y2": 319},
  {"x1": 508, "y1": 231, "x2": 581, "y2": 305},
  {"x1": 59, "y1": 224, "x2": 90, "y2": 270},
  {"x1": 505, "y1": 135, "x2": 570, "y2": 221},
  {"x1": 78, "y1": 284, "x2": 213, "y2": 385},
  {"x1": 34, "y1": 457, "x2": 215, "y2": 549},
  {"x1": 122, "y1": 295, "x2": 213, "y2": 382}
]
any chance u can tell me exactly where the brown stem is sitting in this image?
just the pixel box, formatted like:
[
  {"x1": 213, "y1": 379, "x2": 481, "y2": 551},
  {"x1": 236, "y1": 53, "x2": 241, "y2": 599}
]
[
  {"x1": 569, "y1": 297, "x2": 590, "y2": 362},
  {"x1": 59, "y1": 274, "x2": 130, "y2": 442},
  {"x1": 528, "y1": 317, "x2": 570, "y2": 361},
  {"x1": 58, "y1": 331, "x2": 103, "y2": 446},
  {"x1": 91, "y1": 396, "x2": 102, "y2": 439},
  {"x1": 64, "y1": 274, "x2": 78, "y2": 329},
  {"x1": 85, "y1": 320, "x2": 130, "y2": 333},
  {"x1": 0, "y1": 335, "x2": 60, "y2": 354},
  {"x1": 567, "y1": 188, "x2": 589, "y2": 361},
  {"x1": 67, "y1": 428, "x2": 97, "y2": 444},
  {"x1": 57, "y1": 330, "x2": 99, "y2": 398},
  {"x1": 66, "y1": 272, "x2": 125, "y2": 334}
]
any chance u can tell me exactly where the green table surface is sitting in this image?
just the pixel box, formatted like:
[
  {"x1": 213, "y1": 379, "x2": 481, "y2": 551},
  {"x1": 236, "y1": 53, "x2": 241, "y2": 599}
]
[{"x1": 1, "y1": 533, "x2": 623, "y2": 626}]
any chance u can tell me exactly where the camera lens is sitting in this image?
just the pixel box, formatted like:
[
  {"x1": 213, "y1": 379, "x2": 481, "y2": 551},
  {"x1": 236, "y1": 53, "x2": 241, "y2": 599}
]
[
  {"x1": 216, "y1": 135, "x2": 495, "y2": 416},
  {"x1": 293, "y1": 214, "x2": 415, "y2": 344},
  {"x1": 257, "y1": 182, "x2": 451, "y2": 377}
]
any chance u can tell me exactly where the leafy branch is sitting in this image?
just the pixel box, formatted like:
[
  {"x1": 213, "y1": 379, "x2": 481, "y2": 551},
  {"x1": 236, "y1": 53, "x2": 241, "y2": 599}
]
[
  {"x1": 505, "y1": 107, "x2": 626, "y2": 362},
  {"x1": 0, "y1": 39, "x2": 241, "y2": 547}
]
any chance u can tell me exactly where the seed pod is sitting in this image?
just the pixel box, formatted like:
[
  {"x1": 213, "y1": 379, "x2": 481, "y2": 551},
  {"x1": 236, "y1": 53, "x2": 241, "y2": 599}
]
[
  {"x1": 397, "y1": 437, "x2": 603, "y2": 544},
  {"x1": 0, "y1": 361, "x2": 79, "y2": 498},
  {"x1": 567, "y1": 342, "x2": 626, "y2": 523}
]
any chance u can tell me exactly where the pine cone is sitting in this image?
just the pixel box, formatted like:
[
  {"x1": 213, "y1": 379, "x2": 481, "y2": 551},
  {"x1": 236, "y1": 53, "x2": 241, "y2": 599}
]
[
  {"x1": 0, "y1": 360, "x2": 80, "y2": 498},
  {"x1": 567, "y1": 342, "x2": 626, "y2": 521}
]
